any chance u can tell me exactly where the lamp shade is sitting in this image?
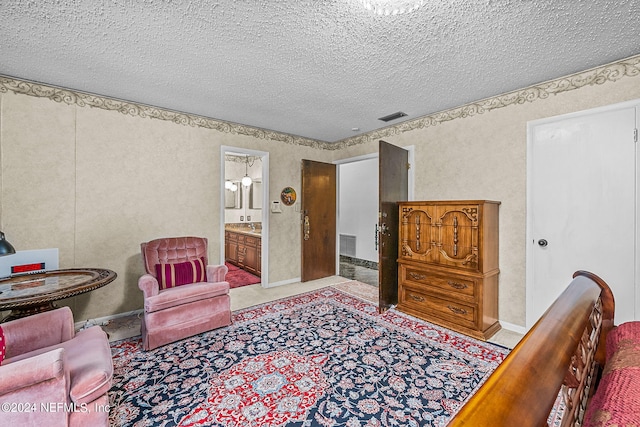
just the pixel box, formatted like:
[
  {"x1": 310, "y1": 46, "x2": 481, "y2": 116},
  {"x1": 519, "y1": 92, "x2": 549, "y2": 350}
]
[
  {"x1": 0, "y1": 232, "x2": 16, "y2": 256},
  {"x1": 242, "y1": 175, "x2": 253, "y2": 187}
]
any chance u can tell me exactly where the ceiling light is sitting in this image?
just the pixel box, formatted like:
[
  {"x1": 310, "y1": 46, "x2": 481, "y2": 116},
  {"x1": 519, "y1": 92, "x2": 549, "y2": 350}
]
[{"x1": 358, "y1": 0, "x2": 424, "y2": 15}]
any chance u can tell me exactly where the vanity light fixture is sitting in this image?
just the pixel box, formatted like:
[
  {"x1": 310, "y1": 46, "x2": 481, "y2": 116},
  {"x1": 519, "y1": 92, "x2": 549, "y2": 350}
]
[{"x1": 241, "y1": 155, "x2": 253, "y2": 187}]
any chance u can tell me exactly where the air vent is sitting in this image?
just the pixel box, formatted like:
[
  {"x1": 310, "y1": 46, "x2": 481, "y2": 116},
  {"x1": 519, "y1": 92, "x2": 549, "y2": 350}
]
[
  {"x1": 340, "y1": 234, "x2": 357, "y2": 257},
  {"x1": 378, "y1": 111, "x2": 408, "y2": 122}
]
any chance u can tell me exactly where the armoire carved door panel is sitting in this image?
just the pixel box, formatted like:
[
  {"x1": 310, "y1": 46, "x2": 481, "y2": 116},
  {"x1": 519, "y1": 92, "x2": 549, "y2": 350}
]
[
  {"x1": 400, "y1": 206, "x2": 436, "y2": 263},
  {"x1": 435, "y1": 205, "x2": 479, "y2": 272}
]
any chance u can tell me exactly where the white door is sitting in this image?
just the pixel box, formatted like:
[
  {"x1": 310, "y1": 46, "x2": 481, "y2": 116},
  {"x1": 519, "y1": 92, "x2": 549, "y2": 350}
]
[{"x1": 527, "y1": 102, "x2": 638, "y2": 328}]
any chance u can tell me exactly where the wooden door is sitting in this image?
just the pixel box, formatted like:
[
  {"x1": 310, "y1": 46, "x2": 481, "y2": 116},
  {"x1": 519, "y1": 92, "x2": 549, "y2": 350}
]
[
  {"x1": 527, "y1": 103, "x2": 638, "y2": 327},
  {"x1": 301, "y1": 160, "x2": 337, "y2": 282},
  {"x1": 379, "y1": 140, "x2": 409, "y2": 311}
]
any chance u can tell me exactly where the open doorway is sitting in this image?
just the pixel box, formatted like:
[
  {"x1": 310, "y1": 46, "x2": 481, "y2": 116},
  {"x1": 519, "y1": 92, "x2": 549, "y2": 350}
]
[
  {"x1": 335, "y1": 145, "x2": 415, "y2": 289},
  {"x1": 220, "y1": 146, "x2": 269, "y2": 287},
  {"x1": 337, "y1": 155, "x2": 379, "y2": 286}
]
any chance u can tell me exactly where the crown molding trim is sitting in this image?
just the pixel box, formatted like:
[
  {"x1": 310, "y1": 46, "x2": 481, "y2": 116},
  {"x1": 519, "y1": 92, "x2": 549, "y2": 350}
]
[
  {"x1": 0, "y1": 76, "x2": 331, "y2": 150},
  {"x1": 330, "y1": 53, "x2": 640, "y2": 150},
  {"x1": 1, "y1": 53, "x2": 639, "y2": 151}
]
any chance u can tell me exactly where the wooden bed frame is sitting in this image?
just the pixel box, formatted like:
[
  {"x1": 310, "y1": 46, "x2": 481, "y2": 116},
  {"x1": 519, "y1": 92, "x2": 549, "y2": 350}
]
[{"x1": 448, "y1": 270, "x2": 615, "y2": 427}]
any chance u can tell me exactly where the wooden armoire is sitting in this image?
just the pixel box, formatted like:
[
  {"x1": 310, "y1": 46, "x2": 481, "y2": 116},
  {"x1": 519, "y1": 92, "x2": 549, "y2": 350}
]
[{"x1": 397, "y1": 200, "x2": 500, "y2": 340}]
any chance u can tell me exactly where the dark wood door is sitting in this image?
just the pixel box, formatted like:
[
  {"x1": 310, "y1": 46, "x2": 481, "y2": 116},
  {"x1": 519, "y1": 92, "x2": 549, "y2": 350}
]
[
  {"x1": 378, "y1": 140, "x2": 409, "y2": 311},
  {"x1": 301, "y1": 159, "x2": 337, "y2": 282}
]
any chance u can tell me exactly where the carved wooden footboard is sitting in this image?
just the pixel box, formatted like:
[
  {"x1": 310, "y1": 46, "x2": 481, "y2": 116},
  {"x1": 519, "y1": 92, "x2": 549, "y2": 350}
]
[{"x1": 448, "y1": 270, "x2": 615, "y2": 427}]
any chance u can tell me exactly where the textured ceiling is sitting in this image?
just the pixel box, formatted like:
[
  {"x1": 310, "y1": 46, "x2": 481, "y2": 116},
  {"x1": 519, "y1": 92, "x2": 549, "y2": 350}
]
[{"x1": 1, "y1": 0, "x2": 639, "y2": 143}]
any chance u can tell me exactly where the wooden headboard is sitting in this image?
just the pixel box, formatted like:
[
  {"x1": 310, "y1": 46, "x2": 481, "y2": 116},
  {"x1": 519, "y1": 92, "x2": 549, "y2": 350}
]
[{"x1": 448, "y1": 270, "x2": 615, "y2": 427}]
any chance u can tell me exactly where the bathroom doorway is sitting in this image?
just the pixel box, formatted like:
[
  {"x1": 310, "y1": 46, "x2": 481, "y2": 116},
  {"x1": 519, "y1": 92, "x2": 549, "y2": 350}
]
[{"x1": 220, "y1": 146, "x2": 269, "y2": 287}]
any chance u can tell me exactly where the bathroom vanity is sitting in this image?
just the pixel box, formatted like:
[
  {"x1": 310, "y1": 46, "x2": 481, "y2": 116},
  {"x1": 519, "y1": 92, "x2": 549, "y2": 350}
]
[{"x1": 225, "y1": 226, "x2": 261, "y2": 277}]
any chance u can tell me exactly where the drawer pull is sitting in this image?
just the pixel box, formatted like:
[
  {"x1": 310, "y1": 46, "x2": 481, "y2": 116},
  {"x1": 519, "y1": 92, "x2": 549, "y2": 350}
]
[
  {"x1": 409, "y1": 294, "x2": 425, "y2": 302},
  {"x1": 447, "y1": 281, "x2": 468, "y2": 290},
  {"x1": 409, "y1": 272, "x2": 427, "y2": 280},
  {"x1": 447, "y1": 305, "x2": 467, "y2": 315}
]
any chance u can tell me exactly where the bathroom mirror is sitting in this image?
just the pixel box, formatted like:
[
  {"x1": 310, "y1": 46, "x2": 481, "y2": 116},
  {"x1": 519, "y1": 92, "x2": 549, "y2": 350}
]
[
  {"x1": 225, "y1": 181, "x2": 242, "y2": 209},
  {"x1": 249, "y1": 180, "x2": 262, "y2": 209}
]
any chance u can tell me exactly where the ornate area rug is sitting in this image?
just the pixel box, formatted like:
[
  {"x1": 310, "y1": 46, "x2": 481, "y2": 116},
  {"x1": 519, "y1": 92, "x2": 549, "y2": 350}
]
[{"x1": 109, "y1": 287, "x2": 509, "y2": 427}]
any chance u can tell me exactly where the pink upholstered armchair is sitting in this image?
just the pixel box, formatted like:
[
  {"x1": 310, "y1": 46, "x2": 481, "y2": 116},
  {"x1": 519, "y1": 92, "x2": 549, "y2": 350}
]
[
  {"x1": 0, "y1": 307, "x2": 113, "y2": 427},
  {"x1": 138, "y1": 236, "x2": 232, "y2": 351}
]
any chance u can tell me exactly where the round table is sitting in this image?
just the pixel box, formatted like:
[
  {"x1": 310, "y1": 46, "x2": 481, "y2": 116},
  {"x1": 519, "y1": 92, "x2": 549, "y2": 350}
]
[{"x1": 0, "y1": 268, "x2": 117, "y2": 322}]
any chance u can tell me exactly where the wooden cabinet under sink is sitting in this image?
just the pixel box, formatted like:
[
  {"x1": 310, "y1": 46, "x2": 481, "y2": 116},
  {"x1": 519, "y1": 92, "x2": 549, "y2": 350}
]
[{"x1": 225, "y1": 230, "x2": 261, "y2": 277}]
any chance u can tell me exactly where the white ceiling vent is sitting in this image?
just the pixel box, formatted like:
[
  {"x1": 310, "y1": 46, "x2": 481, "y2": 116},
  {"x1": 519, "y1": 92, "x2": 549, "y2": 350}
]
[{"x1": 378, "y1": 112, "x2": 408, "y2": 122}]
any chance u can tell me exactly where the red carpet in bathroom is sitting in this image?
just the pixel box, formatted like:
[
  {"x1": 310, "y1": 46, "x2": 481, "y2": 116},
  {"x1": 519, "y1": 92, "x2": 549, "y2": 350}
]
[{"x1": 225, "y1": 262, "x2": 261, "y2": 288}]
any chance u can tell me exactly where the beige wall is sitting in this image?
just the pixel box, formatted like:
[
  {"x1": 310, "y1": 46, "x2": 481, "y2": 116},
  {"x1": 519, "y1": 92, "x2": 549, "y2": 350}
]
[
  {"x1": 0, "y1": 90, "x2": 332, "y2": 320},
  {"x1": 1, "y1": 56, "x2": 640, "y2": 327}
]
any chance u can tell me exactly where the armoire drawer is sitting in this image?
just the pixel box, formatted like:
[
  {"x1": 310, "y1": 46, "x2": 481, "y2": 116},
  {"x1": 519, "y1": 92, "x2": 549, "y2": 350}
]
[
  {"x1": 399, "y1": 284, "x2": 478, "y2": 329},
  {"x1": 401, "y1": 266, "x2": 477, "y2": 300}
]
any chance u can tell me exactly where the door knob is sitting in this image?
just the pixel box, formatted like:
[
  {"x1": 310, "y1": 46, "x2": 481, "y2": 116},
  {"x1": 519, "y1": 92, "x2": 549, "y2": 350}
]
[{"x1": 538, "y1": 239, "x2": 548, "y2": 247}]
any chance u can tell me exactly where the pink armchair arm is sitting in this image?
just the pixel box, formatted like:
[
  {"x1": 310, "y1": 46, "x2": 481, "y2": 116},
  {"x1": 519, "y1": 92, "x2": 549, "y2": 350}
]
[
  {"x1": 207, "y1": 264, "x2": 228, "y2": 283},
  {"x1": 138, "y1": 274, "x2": 160, "y2": 299},
  {"x1": 0, "y1": 348, "x2": 70, "y2": 425},
  {"x1": 0, "y1": 348, "x2": 68, "y2": 395},
  {"x1": 2, "y1": 307, "x2": 75, "y2": 359}
]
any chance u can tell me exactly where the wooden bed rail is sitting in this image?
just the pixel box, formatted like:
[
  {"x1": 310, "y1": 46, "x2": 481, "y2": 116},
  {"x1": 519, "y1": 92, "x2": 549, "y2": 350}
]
[{"x1": 448, "y1": 270, "x2": 615, "y2": 427}]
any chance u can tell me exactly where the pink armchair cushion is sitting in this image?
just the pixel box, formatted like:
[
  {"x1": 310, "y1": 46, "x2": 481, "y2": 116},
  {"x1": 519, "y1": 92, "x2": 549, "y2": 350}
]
[
  {"x1": 144, "y1": 280, "x2": 230, "y2": 313},
  {"x1": 0, "y1": 325, "x2": 5, "y2": 364},
  {"x1": 155, "y1": 257, "x2": 206, "y2": 289},
  {"x1": 142, "y1": 237, "x2": 208, "y2": 277}
]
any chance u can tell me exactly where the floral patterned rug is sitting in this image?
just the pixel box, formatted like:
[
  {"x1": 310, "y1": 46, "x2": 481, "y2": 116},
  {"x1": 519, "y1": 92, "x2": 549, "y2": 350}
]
[{"x1": 108, "y1": 287, "x2": 509, "y2": 427}]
